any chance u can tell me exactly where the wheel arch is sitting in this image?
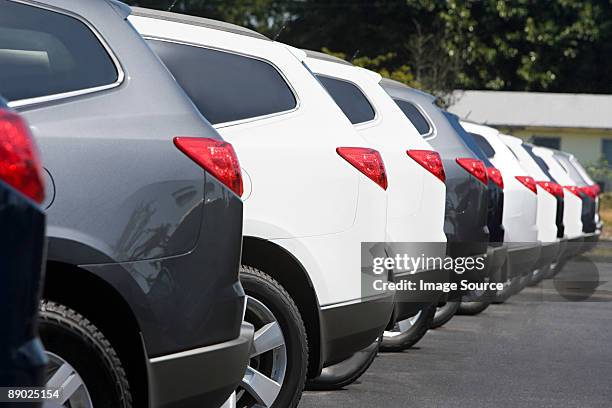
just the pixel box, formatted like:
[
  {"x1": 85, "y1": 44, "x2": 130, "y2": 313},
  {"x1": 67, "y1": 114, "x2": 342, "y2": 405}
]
[
  {"x1": 43, "y1": 260, "x2": 149, "y2": 407},
  {"x1": 241, "y1": 236, "x2": 324, "y2": 378}
]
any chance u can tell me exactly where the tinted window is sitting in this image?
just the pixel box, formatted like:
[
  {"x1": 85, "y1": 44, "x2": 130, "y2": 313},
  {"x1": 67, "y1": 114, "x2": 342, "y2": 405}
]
[
  {"x1": 470, "y1": 133, "x2": 496, "y2": 158},
  {"x1": 394, "y1": 99, "x2": 431, "y2": 135},
  {"x1": 315, "y1": 75, "x2": 375, "y2": 125},
  {"x1": 148, "y1": 40, "x2": 296, "y2": 125},
  {"x1": 444, "y1": 113, "x2": 492, "y2": 166},
  {"x1": 554, "y1": 155, "x2": 587, "y2": 184},
  {"x1": 522, "y1": 144, "x2": 556, "y2": 181},
  {"x1": 0, "y1": 1, "x2": 118, "y2": 102},
  {"x1": 532, "y1": 136, "x2": 560, "y2": 150}
]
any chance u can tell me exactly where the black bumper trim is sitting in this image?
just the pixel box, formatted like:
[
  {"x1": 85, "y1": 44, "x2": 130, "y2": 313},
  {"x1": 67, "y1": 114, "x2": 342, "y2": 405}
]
[
  {"x1": 507, "y1": 242, "x2": 541, "y2": 278},
  {"x1": 147, "y1": 323, "x2": 253, "y2": 408},
  {"x1": 320, "y1": 293, "x2": 394, "y2": 367}
]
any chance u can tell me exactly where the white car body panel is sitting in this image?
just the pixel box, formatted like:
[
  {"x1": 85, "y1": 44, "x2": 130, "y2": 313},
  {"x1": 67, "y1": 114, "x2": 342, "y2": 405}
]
[
  {"x1": 501, "y1": 135, "x2": 559, "y2": 242},
  {"x1": 461, "y1": 122, "x2": 538, "y2": 243},
  {"x1": 303, "y1": 57, "x2": 447, "y2": 264},
  {"x1": 131, "y1": 15, "x2": 389, "y2": 306},
  {"x1": 530, "y1": 146, "x2": 583, "y2": 239},
  {"x1": 566, "y1": 155, "x2": 601, "y2": 227}
]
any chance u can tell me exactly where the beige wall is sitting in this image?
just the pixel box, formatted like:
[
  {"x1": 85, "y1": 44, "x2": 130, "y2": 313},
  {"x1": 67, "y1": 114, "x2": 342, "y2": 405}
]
[{"x1": 497, "y1": 126, "x2": 612, "y2": 165}]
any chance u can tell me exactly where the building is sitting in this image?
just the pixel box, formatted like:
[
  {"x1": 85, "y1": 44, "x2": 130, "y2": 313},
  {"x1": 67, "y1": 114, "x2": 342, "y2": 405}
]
[{"x1": 448, "y1": 90, "x2": 612, "y2": 167}]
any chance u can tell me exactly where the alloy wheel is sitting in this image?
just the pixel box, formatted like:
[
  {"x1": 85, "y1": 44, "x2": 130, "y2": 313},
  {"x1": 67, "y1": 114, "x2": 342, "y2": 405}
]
[
  {"x1": 384, "y1": 310, "x2": 422, "y2": 337},
  {"x1": 43, "y1": 352, "x2": 93, "y2": 408},
  {"x1": 239, "y1": 296, "x2": 287, "y2": 408}
]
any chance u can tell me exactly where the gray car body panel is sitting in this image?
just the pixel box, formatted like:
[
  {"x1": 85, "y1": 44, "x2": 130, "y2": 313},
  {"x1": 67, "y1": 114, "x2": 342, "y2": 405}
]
[
  {"x1": 381, "y1": 80, "x2": 489, "y2": 258},
  {"x1": 4, "y1": 1, "x2": 248, "y2": 406}
]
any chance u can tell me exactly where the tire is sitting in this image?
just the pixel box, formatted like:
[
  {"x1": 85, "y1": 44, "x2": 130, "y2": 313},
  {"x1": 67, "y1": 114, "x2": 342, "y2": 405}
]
[
  {"x1": 457, "y1": 301, "x2": 490, "y2": 315},
  {"x1": 238, "y1": 265, "x2": 308, "y2": 408},
  {"x1": 492, "y1": 276, "x2": 520, "y2": 304},
  {"x1": 430, "y1": 301, "x2": 460, "y2": 329},
  {"x1": 457, "y1": 289, "x2": 494, "y2": 315},
  {"x1": 517, "y1": 274, "x2": 531, "y2": 292},
  {"x1": 306, "y1": 337, "x2": 380, "y2": 391},
  {"x1": 380, "y1": 304, "x2": 435, "y2": 351},
  {"x1": 39, "y1": 300, "x2": 132, "y2": 408},
  {"x1": 529, "y1": 264, "x2": 549, "y2": 286}
]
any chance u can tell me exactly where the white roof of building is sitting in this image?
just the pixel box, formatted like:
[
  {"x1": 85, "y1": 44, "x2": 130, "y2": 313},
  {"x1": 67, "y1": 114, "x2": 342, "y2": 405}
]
[{"x1": 448, "y1": 90, "x2": 612, "y2": 130}]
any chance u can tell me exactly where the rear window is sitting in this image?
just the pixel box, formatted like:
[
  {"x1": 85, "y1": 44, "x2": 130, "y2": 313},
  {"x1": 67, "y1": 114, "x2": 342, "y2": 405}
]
[
  {"x1": 523, "y1": 144, "x2": 556, "y2": 181},
  {"x1": 0, "y1": 1, "x2": 118, "y2": 103},
  {"x1": 394, "y1": 99, "x2": 432, "y2": 135},
  {"x1": 148, "y1": 39, "x2": 297, "y2": 125},
  {"x1": 470, "y1": 133, "x2": 496, "y2": 158},
  {"x1": 315, "y1": 75, "x2": 375, "y2": 125}
]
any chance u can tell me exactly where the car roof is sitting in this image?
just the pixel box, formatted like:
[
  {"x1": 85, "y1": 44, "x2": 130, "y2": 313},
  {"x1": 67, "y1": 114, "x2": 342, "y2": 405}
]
[
  {"x1": 303, "y1": 49, "x2": 353, "y2": 66},
  {"x1": 131, "y1": 7, "x2": 270, "y2": 41},
  {"x1": 380, "y1": 78, "x2": 436, "y2": 103}
]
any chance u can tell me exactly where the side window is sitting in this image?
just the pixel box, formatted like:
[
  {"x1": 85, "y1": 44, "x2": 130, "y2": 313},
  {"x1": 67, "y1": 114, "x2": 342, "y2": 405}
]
[
  {"x1": 148, "y1": 40, "x2": 297, "y2": 125},
  {"x1": 523, "y1": 144, "x2": 555, "y2": 180},
  {"x1": 0, "y1": 1, "x2": 118, "y2": 103},
  {"x1": 393, "y1": 99, "x2": 432, "y2": 136},
  {"x1": 532, "y1": 136, "x2": 560, "y2": 150},
  {"x1": 315, "y1": 75, "x2": 375, "y2": 125},
  {"x1": 470, "y1": 133, "x2": 496, "y2": 159}
]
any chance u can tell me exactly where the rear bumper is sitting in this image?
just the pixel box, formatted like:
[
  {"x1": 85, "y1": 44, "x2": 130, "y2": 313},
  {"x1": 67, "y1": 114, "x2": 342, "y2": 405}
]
[
  {"x1": 319, "y1": 292, "x2": 394, "y2": 367},
  {"x1": 147, "y1": 322, "x2": 253, "y2": 408},
  {"x1": 485, "y1": 243, "x2": 508, "y2": 283},
  {"x1": 580, "y1": 232, "x2": 600, "y2": 254},
  {"x1": 507, "y1": 242, "x2": 541, "y2": 278},
  {"x1": 533, "y1": 241, "x2": 559, "y2": 271},
  {"x1": 563, "y1": 235, "x2": 585, "y2": 259}
]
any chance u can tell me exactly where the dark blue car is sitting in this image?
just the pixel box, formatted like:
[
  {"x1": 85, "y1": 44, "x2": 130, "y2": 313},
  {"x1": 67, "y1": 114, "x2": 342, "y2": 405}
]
[{"x1": 0, "y1": 98, "x2": 47, "y2": 399}]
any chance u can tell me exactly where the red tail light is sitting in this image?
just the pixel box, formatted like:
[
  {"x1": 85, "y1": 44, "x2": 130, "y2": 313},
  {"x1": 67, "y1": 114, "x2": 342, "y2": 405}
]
[
  {"x1": 407, "y1": 150, "x2": 445, "y2": 183},
  {"x1": 515, "y1": 176, "x2": 537, "y2": 194},
  {"x1": 580, "y1": 185, "x2": 598, "y2": 199},
  {"x1": 174, "y1": 137, "x2": 243, "y2": 196},
  {"x1": 564, "y1": 185, "x2": 581, "y2": 198},
  {"x1": 536, "y1": 181, "x2": 563, "y2": 197},
  {"x1": 0, "y1": 109, "x2": 44, "y2": 203},
  {"x1": 337, "y1": 147, "x2": 387, "y2": 190},
  {"x1": 592, "y1": 184, "x2": 601, "y2": 195},
  {"x1": 456, "y1": 158, "x2": 487, "y2": 185},
  {"x1": 486, "y1": 167, "x2": 504, "y2": 189}
]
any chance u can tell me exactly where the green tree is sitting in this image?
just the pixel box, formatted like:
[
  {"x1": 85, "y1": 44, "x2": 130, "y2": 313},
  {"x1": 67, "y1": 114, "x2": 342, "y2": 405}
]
[{"x1": 125, "y1": 0, "x2": 612, "y2": 95}]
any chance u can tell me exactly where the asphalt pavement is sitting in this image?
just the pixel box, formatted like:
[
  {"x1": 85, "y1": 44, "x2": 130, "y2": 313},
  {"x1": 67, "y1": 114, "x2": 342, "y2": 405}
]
[{"x1": 300, "y1": 259, "x2": 612, "y2": 408}]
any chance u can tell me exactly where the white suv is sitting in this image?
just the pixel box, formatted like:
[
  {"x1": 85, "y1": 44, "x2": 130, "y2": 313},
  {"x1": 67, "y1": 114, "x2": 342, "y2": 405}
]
[
  {"x1": 460, "y1": 122, "x2": 543, "y2": 296},
  {"x1": 502, "y1": 136, "x2": 570, "y2": 282},
  {"x1": 131, "y1": 10, "x2": 394, "y2": 408},
  {"x1": 530, "y1": 145, "x2": 590, "y2": 258},
  {"x1": 303, "y1": 51, "x2": 447, "y2": 352}
]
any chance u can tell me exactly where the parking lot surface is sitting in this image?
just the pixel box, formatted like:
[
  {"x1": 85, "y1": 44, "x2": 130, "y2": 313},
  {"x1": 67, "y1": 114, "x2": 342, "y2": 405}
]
[{"x1": 300, "y1": 260, "x2": 612, "y2": 408}]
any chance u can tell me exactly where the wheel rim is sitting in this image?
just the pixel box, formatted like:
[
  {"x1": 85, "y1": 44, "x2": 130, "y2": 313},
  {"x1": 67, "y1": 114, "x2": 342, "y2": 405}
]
[
  {"x1": 384, "y1": 310, "x2": 422, "y2": 337},
  {"x1": 238, "y1": 296, "x2": 287, "y2": 408},
  {"x1": 44, "y1": 352, "x2": 93, "y2": 408}
]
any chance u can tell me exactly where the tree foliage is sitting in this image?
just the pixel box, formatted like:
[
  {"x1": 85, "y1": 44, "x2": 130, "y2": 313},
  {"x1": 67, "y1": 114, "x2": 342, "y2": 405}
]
[{"x1": 126, "y1": 0, "x2": 612, "y2": 95}]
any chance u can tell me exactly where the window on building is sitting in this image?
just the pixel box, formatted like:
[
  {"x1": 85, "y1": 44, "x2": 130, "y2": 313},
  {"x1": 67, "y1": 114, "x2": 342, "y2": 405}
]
[
  {"x1": 532, "y1": 136, "x2": 560, "y2": 150},
  {"x1": 602, "y1": 140, "x2": 612, "y2": 164}
]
